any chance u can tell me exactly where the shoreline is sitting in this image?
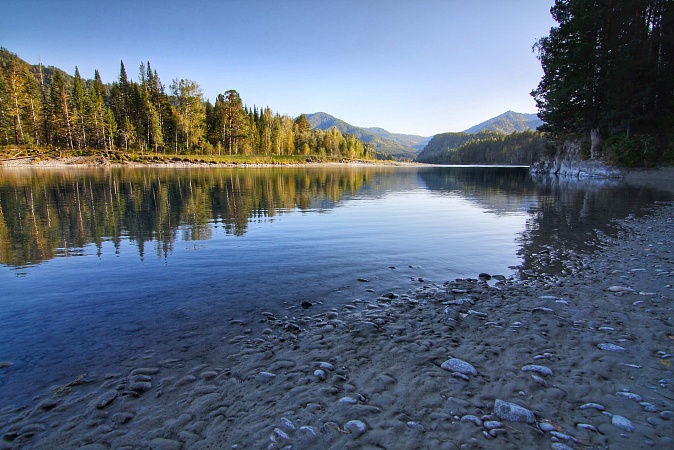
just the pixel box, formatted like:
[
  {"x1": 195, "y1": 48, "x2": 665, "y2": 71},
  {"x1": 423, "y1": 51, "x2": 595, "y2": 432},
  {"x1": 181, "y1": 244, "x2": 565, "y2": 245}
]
[
  {"x1": 0, "y1": 155, "x2": 425, "y2": 169},
  {"x1": 1, "y1": 199, "x2": 673, "y2": 448}
]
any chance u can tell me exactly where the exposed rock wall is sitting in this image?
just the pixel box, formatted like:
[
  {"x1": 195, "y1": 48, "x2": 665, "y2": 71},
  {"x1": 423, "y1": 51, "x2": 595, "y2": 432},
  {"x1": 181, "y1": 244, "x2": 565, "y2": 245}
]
[{"x1": 530, "y1": 140, "x2": 623, "y2": 178}]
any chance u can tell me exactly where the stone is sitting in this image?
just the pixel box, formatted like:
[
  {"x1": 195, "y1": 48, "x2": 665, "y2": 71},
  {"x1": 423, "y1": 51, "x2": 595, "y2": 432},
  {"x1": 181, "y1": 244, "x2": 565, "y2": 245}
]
[
  {"x1": 616, "y1": 391, "x2": 642, "y2": 402},
  {"x1": 149, "y1": 437, "x2": 182, "y2": 450},
  {"x1": 494, "y1": 399, "x2": 536, "y2": 423},
  {"x1": 484, "y1": 420, "x2": 504, "y2": 430},
  {"x1": 344, "y1": 420, "x2": 367, "y2": 435},
  {"x1": 579, "y1": 403, "x2": 605, "y2": 411},
  {"x1": 301, "y1": 301, "x2": 313, "y2": 309},
  {"x1": 612, "y1": 415, "x2": 635, "y2": 432},
  {"x1": 94, "y1": 390, "x2": 118, "y2": 409},
  {"x1": 597, "y1": 343, "x2": 627, "y2": 352},
  {"x1": 460, "y1": 415, "x2": 482, "y2": 427},
  {"x1": 521, "y1": 365, "x2": 553, "y2": 377},
  {"x1": 441, "y1": 358, "x2": 477, "y2": 376},
  {"x1": 607, "y1": 286, "x2": 635, "y2": 293}
]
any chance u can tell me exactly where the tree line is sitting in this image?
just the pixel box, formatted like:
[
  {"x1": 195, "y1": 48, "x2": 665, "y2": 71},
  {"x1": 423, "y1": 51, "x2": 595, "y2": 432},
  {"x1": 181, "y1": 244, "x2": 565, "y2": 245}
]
[
  {"x1": 0, "y1": 49, "x2": 373, "y2": 160},
  {"x1": 416, "y1": 130, "x2": 549, "y2": 165},
  {"x1": 532, "y1": 0, "x2": 674, "y2": 166}
]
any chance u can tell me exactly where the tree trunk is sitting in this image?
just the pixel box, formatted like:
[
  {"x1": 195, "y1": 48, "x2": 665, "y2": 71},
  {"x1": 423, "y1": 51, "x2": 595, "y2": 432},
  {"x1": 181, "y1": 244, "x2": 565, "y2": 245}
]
[{"x1": 590, "y1": 128, "x2": 602, "y2": 159}]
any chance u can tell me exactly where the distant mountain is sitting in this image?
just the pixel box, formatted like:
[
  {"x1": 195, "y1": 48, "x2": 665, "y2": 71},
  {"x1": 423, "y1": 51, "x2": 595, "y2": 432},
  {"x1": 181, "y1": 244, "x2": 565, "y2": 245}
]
[
  {"x1": 463, "y1": 111, "x2": 543, "y2": 134},
  {"x1": 416, "y1": 111, "x2": 547, "y2": 164},
  {"x1": 304, "y1": 112, "x2": 428, "y2": 160}
]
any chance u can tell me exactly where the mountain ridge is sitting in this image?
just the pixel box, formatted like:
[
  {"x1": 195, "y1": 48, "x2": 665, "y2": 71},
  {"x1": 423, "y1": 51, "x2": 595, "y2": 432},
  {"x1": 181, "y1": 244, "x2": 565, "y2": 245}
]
[
  {"x1": 463, "y1": 110, "x2": 542, "y2": 134},
  {"x1": 303, "y1": 112, "x2": 427, "y2": 160}
]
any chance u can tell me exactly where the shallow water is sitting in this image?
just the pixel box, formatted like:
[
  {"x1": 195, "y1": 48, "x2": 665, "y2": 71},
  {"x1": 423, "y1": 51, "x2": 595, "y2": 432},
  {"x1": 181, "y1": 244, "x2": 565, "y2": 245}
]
[{"x1": 0, "y1": 165, "x2": 671, "y2": 407}]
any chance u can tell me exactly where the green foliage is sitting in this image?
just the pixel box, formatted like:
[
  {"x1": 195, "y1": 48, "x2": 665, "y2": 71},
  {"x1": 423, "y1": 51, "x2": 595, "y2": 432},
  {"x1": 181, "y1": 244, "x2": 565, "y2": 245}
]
[
  {"x1": 0, "y1": 49, "x2": 373, "y2": 161},
  {"x1": 603, "y1": 133, "x2": 658, "y2": 167},
  {"x1": 532, "y1": 0, "x2": 674, "y2": 165},
  {"x1": 417, "y1": 130, "x2": 549, "y2": 165}
]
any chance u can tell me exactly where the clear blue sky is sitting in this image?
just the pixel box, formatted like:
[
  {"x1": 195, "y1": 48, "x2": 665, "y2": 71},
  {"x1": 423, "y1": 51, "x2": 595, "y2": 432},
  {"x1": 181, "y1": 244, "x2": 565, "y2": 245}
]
[{"x1": 1, "y1": 0, "x2": 556, "y2": 137}]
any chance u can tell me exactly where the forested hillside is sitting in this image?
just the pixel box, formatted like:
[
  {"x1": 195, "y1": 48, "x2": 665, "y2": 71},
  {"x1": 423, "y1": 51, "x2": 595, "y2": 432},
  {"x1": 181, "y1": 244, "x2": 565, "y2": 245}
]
[
  {"x1": 416, "y1": 130, "x2": 549, "y2": 165},
  {"x1": 0, "y1": 49, "x2": 373, "y2": 160},
  {"x1": 305, "y1": 112, "x2": 425, "y2": 160}
]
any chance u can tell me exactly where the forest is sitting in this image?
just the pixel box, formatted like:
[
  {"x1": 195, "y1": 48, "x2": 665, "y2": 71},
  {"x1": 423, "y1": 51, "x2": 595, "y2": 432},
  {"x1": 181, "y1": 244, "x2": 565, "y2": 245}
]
[
  {"x1": 0, "y1": 49, "x2": 374, "y2": 161},
  {"x1": 532, "y1": 0, "x2": 674, "y2": 166},
  {"x1": 416, "y1": 130, "x2": 550, "y2": 165}
]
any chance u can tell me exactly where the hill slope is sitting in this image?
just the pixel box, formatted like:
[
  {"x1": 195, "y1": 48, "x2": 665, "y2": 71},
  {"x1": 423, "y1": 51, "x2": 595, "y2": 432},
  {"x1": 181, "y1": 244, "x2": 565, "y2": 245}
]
[
  {"x1": 304, "y1": 112, "x2": 427, "y2": 160},
  {"x1": 463, "y1": 111, "x2": 542, "y2": 134}
]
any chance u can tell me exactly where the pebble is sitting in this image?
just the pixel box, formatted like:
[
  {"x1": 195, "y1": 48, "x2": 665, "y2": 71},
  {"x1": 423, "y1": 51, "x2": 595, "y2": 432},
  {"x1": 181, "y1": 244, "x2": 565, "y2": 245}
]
[
  {"x1": 579, "y1": 402, "x2": 605, "y2": 411},
  {"x1": 257, "y1": 372, "x2": 276, "y2": 381},
  {"x1": 406, "y1": 421, "x2": 425, "y2": 431},
  {"x1": 531, "y1": 374, "x2": 547, "y2": 386},
  {"x1": 607, "y1": 286, "x2": 635, "y2": 293},
  {"x1": 597, "y1": 343, "x2": 627, "y2": 352},
  {"x1": 483, "y1": 420, "x2": 504, "y2": 430},
  {"x1": 539, "y1": 421, "x2": 557, "y2": 432},
  {"x1": 440, "y1": 358, "x2": 478, "y2": 376},
  {"x1": 551, "y1": 443, "x2": 574, "y2": 450},
  {"x1": 611, "y1": 415, "x2": 636, "y2": 432},
  {"x1": 313, "y1": 369, "x2": 326, "y2": 380},
  {"x1": 0, "y1": 362, "x2": 12, "y2": 369},
  {"x1": 94, "y1": 390, "x2": 118, "y2": 409},
  {"x1": 318, "y1": 362, "x2": 335, "y2": 371},
  {"x1": 576, "y1": 423, "x2": 598, "y2": 432},
  {"x1": 344, "y1": 420, "x2": 367, "y2": 435},
  {"x1": 338, "y1": 396, "x2": 358, "y2": 404},
  {"x1": 149, "y1": 437, "x2": 182, "y2": 450},
  {"x1": 494, "y1": 399, "x2": 536, "y2": 423},
  {"x1": 460, "y1": 415, "x2": 483, "y2": 427},
  {"x1": 488, "y1": 428, "x2": 507, "y2": 437},
  {"x1": 521, "y1": 364, "x2": 553, "y2": 377},
  {"x1": 616, "y1": 391, "x2": 642, "y2": 402}
]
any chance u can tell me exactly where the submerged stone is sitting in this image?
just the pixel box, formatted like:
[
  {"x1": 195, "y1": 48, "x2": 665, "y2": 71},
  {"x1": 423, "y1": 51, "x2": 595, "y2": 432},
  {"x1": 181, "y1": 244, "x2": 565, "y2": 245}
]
[{"x1": 494, "y1": 399, "x2": 535, "y2": 423}]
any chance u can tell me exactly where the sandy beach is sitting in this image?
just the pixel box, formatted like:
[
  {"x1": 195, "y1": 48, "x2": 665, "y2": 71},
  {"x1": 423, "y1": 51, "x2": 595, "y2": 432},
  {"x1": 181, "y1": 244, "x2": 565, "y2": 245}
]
[{"x1": 0, "y1": 168, "x2": 673, "y2": 450}]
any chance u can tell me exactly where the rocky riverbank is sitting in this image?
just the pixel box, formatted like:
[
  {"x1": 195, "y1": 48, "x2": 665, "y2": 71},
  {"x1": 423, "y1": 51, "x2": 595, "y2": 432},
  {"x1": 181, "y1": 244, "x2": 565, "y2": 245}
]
[{"x1": 1, "y1": 202, "x2": 673, "y2": 449}]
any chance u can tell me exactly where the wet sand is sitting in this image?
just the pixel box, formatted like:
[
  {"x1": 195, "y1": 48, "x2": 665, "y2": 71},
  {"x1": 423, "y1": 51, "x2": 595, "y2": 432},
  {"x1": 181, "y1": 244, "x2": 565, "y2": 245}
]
[{"x1": 1, "y1": 177, "x2": 673, "y2": 450}]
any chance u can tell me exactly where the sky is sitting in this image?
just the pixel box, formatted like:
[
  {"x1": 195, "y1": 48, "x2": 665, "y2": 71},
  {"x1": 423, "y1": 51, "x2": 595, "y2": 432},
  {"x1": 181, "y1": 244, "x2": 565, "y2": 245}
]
[{"x1": 1, "y1": 0, "x2": 557, "y2": 137}]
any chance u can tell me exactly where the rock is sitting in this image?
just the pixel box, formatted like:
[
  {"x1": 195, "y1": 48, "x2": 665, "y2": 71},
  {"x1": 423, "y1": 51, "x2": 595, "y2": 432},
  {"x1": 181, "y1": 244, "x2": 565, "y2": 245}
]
[
  {"x1": 616, "y1": 391, "x2": 642, "y2": 402},
  {"x1": 94, "y1": 390, "x2": 118, "y2": 409},
  {"x1": 0, "y1": 362, "x2": 12, "y2": 369},
  {"x1": 313, "y1": 369, "x2": 326, "y2": 381},
  {"x1": 577, "y1": 423, "x2": 598, "y2": 432},
  {"x1": 149, "y1": 437, "x2": 182, "y2": 450},
  {"x1": 319, "y1": 362, "x2": 334, "y2": 371},
  {"x1": 607, "y1": 286, "x2": 635, "y2": 293},
  {"x1": 344, "y1": 420, "x2": 367, "y2": 435},
  {"x1": 130, "y1": 367, "x2": 160, "y2": 376},
  {"x1": 579, "y1": 402, "x2": 605, "y2": 411},
  {"x1": 494, "y1": 399, "x2": 536, "y2": 423},
  {"x1": 484, "y1": 420, "x2": 504, "y2": 430},
  {"x1": 129, "y1": 381, "x2": 152, "y2": 393},
  {"x1": 521, "y1": 365, "x2": 553, "y2": 377},
  {"x1": 478, "y1": 273, "x2": 492, "y2": 280},
  {"x1": 257, "y1": 371, "x2": 276, "y2": 381},
  {"x1": 406, "y1": 421, "x2": 425, "y2": 431},
  {"x1": 551, "y1": 443, "x2": 575, "y2": 450},
  {"x1": 612, "y1": 415, "x2": 635, "y2": 432},
  {"x1": 597, "y1": 343, "x2": 627, "y2": 352},
  {"x1": 301, "y1": 301, "x2": 313, "y2": 309},
  {"x1": 641, "y1": 402, "x2": 658, "y2": 412},
  {"x1": 112, "y1": 412, "x2": 135, "y2": 425},
  {"x1": 460, "y1": 415, "x2": 483, "y2": 427},
  {"x1": 440, "y1": 358, "x2": 478, "y2": 376},
  {"x1": 357, "y1": 278, "x2": 369, "y2": 282}
]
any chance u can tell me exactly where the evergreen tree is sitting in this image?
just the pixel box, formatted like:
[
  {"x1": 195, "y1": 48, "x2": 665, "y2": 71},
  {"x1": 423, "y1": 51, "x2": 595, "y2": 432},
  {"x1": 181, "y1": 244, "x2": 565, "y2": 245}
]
[{"x1": 532, "y1": 0, "x2": 674, "y2": 164}]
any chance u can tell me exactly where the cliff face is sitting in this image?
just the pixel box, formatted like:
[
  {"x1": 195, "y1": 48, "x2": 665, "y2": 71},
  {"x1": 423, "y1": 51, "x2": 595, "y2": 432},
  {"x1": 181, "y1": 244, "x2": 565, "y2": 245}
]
[{"x1": 530, "y1": 140, "x2": 623, "y2": 178}]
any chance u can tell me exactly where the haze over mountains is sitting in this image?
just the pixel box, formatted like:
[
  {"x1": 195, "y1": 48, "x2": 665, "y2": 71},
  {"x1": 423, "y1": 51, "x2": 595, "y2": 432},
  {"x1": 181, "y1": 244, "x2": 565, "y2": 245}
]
[{"x1": 304, "y1": 111, "x2": 543, "y2": 160}]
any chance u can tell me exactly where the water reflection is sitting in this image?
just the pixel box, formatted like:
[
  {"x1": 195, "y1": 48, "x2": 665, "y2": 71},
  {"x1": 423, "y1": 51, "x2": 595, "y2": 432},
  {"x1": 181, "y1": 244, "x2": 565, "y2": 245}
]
[
  {"x1": 0, "y1": 167, "x2": 385, "y2": 267},
  {"x1": 0, "y1": 166, "x2": 671, "y2": 273}
]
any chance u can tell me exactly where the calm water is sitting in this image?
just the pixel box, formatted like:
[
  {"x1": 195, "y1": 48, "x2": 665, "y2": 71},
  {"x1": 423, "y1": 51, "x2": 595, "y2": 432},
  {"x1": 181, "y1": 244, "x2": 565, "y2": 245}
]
[{"x1": 0, "y1": 165, "x2": 671, "y2": 407}]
